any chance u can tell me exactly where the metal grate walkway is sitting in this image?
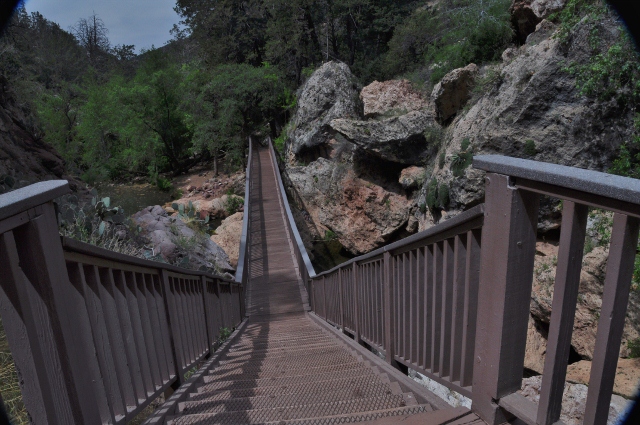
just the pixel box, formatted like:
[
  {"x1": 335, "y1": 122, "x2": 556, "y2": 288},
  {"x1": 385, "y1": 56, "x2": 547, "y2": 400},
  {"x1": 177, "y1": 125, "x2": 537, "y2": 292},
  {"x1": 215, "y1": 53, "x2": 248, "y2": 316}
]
[{"x1": 167, "y1": 145, "x2": 481, "y2": 425}]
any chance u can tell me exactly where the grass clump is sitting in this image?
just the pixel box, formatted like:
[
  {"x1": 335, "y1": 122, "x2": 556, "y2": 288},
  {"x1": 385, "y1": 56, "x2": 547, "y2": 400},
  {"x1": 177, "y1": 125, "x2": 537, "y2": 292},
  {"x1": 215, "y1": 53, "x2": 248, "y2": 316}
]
[{"x1": 523, "y1": 140, "x2": 538, "y2": 156}]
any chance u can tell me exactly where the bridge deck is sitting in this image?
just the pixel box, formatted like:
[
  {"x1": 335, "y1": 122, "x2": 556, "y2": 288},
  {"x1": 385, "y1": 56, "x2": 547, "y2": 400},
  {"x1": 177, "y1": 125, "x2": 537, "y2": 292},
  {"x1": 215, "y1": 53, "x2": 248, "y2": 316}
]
[{"x1": 168, "y1": 145, "x2": 481, "y2": 424}]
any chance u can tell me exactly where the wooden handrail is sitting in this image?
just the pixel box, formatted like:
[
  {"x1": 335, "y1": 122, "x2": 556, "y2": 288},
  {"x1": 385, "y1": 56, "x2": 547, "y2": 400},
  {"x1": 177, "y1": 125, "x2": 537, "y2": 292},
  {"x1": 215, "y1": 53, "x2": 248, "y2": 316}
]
[
  {"x1": 269, "y1": 146, "x2": 640, "y2": 425},
  {"x1": 473, "y1": 158, "x2": 640, "y2": 425},
  {"x1": 0, "y1": 178, "x2": 246, "y2": 423}
]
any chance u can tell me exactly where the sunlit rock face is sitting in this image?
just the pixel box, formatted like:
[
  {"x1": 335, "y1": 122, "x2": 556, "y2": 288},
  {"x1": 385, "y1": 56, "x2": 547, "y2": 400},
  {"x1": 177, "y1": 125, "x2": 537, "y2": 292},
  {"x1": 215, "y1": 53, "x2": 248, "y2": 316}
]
[{"x1": 286, "y1": 61, "x2": 362, "y2": 159}]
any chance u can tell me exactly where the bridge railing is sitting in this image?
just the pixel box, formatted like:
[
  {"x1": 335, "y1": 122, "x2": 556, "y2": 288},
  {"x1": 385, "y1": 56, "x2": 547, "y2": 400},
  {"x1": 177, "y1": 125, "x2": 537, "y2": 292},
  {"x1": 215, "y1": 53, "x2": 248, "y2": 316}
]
[
  {"x1": 0, "y1": 181, "x2": 244, "y2": 424},
  {"x1": 269, "y1": 140, "x2": 640, "y2": 425},
  {"x1": 473, "y1": 156, "x2": 640, "y2": 425}
]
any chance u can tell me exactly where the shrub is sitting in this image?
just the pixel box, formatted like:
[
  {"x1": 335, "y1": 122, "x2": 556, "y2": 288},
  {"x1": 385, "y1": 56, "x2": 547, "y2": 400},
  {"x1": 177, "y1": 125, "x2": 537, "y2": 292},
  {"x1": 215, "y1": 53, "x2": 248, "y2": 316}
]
[
  {"x1": 224, "y1": 195, "x2": 244, "y2": 215},
  {"x1": 424, "y1": 125, "x2": 444, "y2": 146},
  {"x1": 524, "y1": 140, "x2": 538, "y2": 156},
  {"x1": 629, "y1": 338, "x2": 640, "y2": 358},
  {"x1": 438, "y1": 152, "x2": 445, "y2": 169},
  {"x1": 426, "y1": 178, "x2": 438, "y2": 209},
  {"x1": 437, "y1": 183, "x2": 450, "y2": 208},
  {"x1": 156, "y1": 176, "x2": 173, "y2": 192}
]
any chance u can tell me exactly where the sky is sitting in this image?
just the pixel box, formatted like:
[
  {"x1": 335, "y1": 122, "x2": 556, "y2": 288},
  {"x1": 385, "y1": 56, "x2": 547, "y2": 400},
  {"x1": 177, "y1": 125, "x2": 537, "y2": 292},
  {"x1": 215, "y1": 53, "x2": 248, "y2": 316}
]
[{"x1": 23, "y1": 0, "x2": 182, "y2": 52}]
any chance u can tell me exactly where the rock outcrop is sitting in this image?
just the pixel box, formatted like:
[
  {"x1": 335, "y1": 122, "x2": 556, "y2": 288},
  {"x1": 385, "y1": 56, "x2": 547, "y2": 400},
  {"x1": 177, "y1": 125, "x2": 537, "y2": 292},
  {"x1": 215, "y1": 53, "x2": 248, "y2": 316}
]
[
  {"x1": 133, "y1": 205, "x2": 233, "y2": 273},
  {"x1": 431, "y1": 63, "x2": 478, "y2": 125},
  {"x1": 171, "y1": 194, "x2": 243, "y2": 219},
  {"x1": 210, "y1": 212, "x2": 243, "y2": 268},
  {"x1": 287, "y1": 157, "x2": 412, "y2": 255},
  {"x1": 424, "y1": 16, "x2": 632, "y2": 215},
  {"x1": 566, "y1": 358, "x2": 640, "y2": 399},
  {"x1": 330, "y1": 111, "x2": 438, "y2": 165},
  {"x1": 528, "y1": 243, "x2": 640, "y2": 361},
  {"x1": 360, "y1": 79, "x2": 427, "y2": 118},
  {"x1": 399, "y1": 166, "x2": 426, "y2": 190},
  {"x1": 287, "y1": 61, "x2": 362, "y2": 157},
  {"x1": 510, "y1": 0, "x2": 567, "y2": 42},
  {"x1": 519, "y1": 376, "x2": 630, "y2": 425}
]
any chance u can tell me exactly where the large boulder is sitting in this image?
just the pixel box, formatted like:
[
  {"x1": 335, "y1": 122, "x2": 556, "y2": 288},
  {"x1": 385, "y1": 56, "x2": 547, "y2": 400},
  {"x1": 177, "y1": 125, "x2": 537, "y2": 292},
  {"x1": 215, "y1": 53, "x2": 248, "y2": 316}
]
[
  {"x1": 360, "y1": 79, "x2": 428, "y2": 118},
  {"x1": 424, "y1": 15, "x2": 632, "y2": 214},
  {"x1": 431, "y1": 63, "x2": 478, "y2": 125},
  {"x1": 330, "y1": 110, "x2": 439, "y2": 164},
  {"x1": 519, "y1": 376, "x2": 630, "y2": 425},
  {"x1": 287, "y1": 61, "x2": 362, "y2": 157},
  {"x1": 530, "y1": 243, "x2": 640, "y2": 360},
  {"x1": 287, "y1": 157, "x2": 412, "y2": 255},
  {"x1": 510, "y1": 0, "x2": 567, "y2": 42},
  {"x1": 399, "y1": 166, "x2": 426, "y2": 190},
  {"x1": 172, "y1": 194, "x2": 243, "y2": 219},
  {"x1": 210, "y1": 212, "x2": 243, "y2": 268},
  {"x1": 566, "y1": 358, "x2": 640, "y2": 399},
  {"x1": 133, "y1": 205, "x2": 234, "y2": 273}
]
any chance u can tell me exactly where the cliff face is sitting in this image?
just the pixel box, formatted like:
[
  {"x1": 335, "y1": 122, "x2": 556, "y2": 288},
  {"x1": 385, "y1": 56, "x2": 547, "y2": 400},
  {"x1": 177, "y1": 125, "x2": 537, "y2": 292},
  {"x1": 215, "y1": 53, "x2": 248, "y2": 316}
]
[{"x1": 0, "y1": 76, "x2": 82, "y2": 194}]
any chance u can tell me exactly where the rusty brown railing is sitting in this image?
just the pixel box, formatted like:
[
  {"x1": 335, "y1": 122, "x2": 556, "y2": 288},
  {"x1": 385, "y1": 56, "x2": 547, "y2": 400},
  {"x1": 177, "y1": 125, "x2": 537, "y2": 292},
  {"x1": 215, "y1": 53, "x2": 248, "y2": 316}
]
[
  {"x1": 473, "y1": 156, "x2": 640, "y2": 425},
  {"x1": 0, "y1": 181, "x2": 245, "y2": 424},
  {"x1": 269, "y1": 134, "x2": 640, "y2": 425}
]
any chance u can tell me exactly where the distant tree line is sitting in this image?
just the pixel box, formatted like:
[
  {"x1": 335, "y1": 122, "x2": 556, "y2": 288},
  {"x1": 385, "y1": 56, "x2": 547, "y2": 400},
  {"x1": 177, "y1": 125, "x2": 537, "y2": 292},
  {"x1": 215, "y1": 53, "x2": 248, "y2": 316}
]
[{"x1": 0, "y1": 1, "x2": 515, "y2": 185}]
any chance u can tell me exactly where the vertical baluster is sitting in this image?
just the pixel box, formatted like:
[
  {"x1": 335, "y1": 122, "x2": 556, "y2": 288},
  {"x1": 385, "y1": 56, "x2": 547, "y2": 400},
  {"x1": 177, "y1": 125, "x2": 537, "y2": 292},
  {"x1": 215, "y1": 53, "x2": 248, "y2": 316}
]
[
  {"x1": 472, "y1": 173, "x2": 539, "y2": 424},
  {"x1": 431, "y1": 242, "x2": 443, "y2": 374},
  {"x1": 410, "y1": 249, "x2": 419, "y2": 365},
  {"x1": 440, "y1": 238, "x2": 455, "y2": 378},
  {"x1": 159, "y1": 271, "x2": 184, "y2": 387},
  {"x1": 424, "y1": 245, "x2": 433, "y2": 371},
  {"x1": 152, "y1": 274, "x2": 175, "y2": 384},
  {"x1": 134, "y1": 273, "x2": 163, "y2": 389},
  {"x1": 403, "y1": 253, "x2": 410, "y2": 360},
  {"x1": 379, "y1": 260, "x2": 385, "y2": 346},
  {"x1": 97, "y1": 268, "x2": 136, "y2": 411},
  {"x1": 353, "y1": 262, "x2": 362, "y2": 344},
  {"x1": 417, "y1": 247, "x2": 426, "y2": 370},
  {"x1": 584, "y1": 213, "x2": 639, "y2": 425},
  {"x1": 384, "y1": 251, "x2": 396, "y2": 366},
  {"x1": 450, "y1": 234, "x2": 467, "y2": 384},
  {"x1": 125, "y1": 271, "x2": 153, "y2": 395},
  {"x1": 537, "y1": 202, "x2": 588, "y2": 424},
  {"x1": 83, "y1": 264, "x2": 126, "y2": 419},
  {"x1": 147, "y1": 274, "x2": 173, "y2": 383},
  {"x1": 111, "y1": 270, "x2": 145, "y2": 404},
  {"x1": 178, "y1": 278, "x2": 196, "y2": 365},
  {"x1": 461, "y1": 229, "x2": 481, "y2": 387},
  {"x1": 201, "y1": 276, "x2": 213, "y2": 351}
]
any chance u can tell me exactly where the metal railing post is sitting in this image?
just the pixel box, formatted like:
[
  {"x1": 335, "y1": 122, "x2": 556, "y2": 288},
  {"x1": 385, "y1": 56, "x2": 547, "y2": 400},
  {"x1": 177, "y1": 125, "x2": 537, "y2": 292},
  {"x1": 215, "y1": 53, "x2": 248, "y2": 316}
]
[
  {"x1": 159, "y1": 269, "x2": 185, "y2": 390},
  {"x1": 383, "y1": 251, "x2": 396, "y2": 367},
  {"x1": 471, "y1": 173, "x2": 540, "y2": 424},
  {"x1": 353, "y1": 262, "x2": 362, "y2": 344}
]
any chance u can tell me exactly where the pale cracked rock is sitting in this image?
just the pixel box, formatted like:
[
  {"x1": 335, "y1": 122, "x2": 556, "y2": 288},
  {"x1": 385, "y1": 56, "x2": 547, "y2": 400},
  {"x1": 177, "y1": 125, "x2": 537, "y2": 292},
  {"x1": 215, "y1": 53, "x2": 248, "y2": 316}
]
[
  {"x1": 287, "y1": 61, "x2": 362, "y2": 156},
  {"x1": 431, "y1": 63, "x2": 478, "y2": 124},
  {"x1": 510, "y1": 0, "x2": 567, "y2": 42},
  {"x1": 529, "y1": 244, "x2": 640, "y2": 360},
  {"x1": 287, "y1": 158, "x2": 412, "y2": 255},
  {"x1": 172, "y1": 194, "x2": 243, "y2": 219},
  {"x1": 519, "y1": 376, "x2": 630, "y2": 425},
  {"x1": 360, "y1": 79, "x2": 428, "y2": 118},
  {"x1": 133, "y1": 205, "x2": 233, "y2": 273},
  {"x1": 567, "y1": 358, "x2": 640, "y2": 399},
  {"x1": 399, "y1": 166, "x2": 426, "y2": 190},
  {"x1": 211, "y1": 212, "x2": 243, "y2": 268},
  {"x1": 330, "y1": 110, "x2": 439, "y2": 164}
]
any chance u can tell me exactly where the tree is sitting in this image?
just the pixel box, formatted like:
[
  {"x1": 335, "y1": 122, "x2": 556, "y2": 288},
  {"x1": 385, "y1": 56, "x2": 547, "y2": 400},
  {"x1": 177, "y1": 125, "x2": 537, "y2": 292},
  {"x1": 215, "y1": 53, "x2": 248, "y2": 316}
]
[{"x1": 71, "y1": 14, "x2": 111, "y2": 68}]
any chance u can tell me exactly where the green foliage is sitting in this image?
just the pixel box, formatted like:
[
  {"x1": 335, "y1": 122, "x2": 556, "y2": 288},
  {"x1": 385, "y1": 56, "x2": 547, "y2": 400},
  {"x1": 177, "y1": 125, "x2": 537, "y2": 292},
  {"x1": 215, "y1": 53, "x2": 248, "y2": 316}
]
[
  {"x1": 628, "y1": 338, "x2": 640, "y2": 358},
  {"x1": 524, "y1": 140, "x2": 538, "y2": 157},
  {"x1": 426, "y1": 178, "x2": 438, "y2": 210},
  {"x1": 438, "y1": 152, "x2": 445, "y2": 169},
  {"x1": 551, "y1": 0, "x2": 607, "y2": 42},
  {"x1": 384, "y1": 0, "x2": 513, "y2": 83},
  {"x1": 324, "y1": 229, "x2": 337, "y2": 241},
  {"x1": 219, "y1": 327, "x2": 232, "y2": 343},
  {"x1": 424, "y1": 125, "x2": 444, "y2": 146},
  {"x1": 224, "y1": 194, "x2": 244, "y2": 216},
  {"x1": 567, "y1": 40, "x2": 640, "y2": 105},
  {"x1": 155, "y1": 176, "x2": 173, "y2": 192},
  {"x1": 437, "y1": 183, "x2": 450, "y2": 208},
  {"x1": 451, "y1": 139, "x2": 473, "y2": 177}
]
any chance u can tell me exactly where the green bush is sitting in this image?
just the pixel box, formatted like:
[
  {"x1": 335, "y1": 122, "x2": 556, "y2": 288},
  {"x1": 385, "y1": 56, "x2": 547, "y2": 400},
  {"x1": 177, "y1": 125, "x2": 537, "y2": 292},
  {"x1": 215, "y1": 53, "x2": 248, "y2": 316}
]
[
  {"x1": 426, "y1": 178, "x2": 438, "y2": 209},
  {"x1": 224, "y1": 195, "x2": 244, "y2": 216},
  {"x1": 156, "y1": 176, "x2": 173, "y2": 192},
  {"x1": 437, "y1": 183, "x2": 450, "y2": 208},
  {"x1": 438, "y1": 152, "x2": 445, "y2": 169},
  {"x1": 524, "y1": 140, "x2": 538, "y2": 156},
  {"x1": 629, "y1": 338, "x2": 640, "y2": 358}
]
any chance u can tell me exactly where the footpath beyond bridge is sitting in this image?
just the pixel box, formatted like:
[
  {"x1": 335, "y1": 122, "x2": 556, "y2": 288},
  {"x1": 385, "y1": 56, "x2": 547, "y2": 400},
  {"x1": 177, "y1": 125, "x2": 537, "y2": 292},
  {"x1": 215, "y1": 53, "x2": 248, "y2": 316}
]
[{"x1": 0, "y1": 138, "x2": 639, "y2": 425}]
